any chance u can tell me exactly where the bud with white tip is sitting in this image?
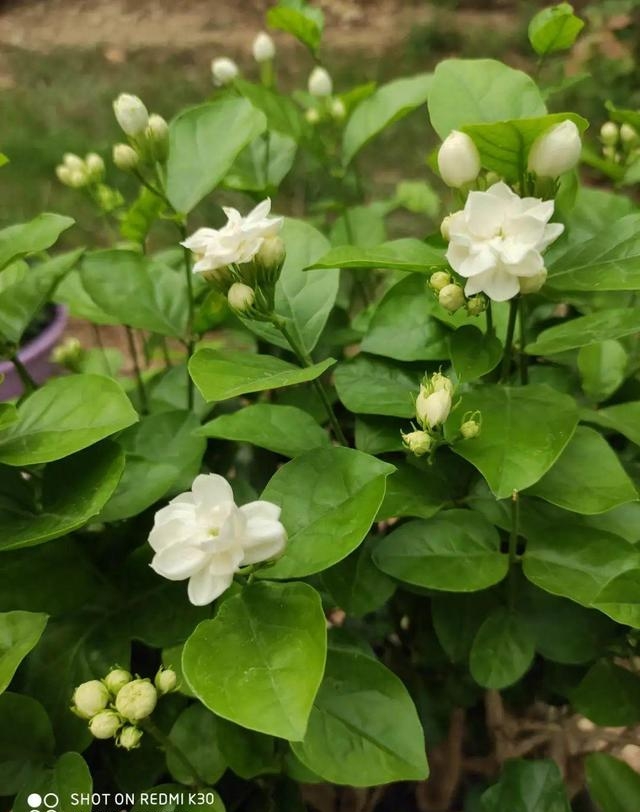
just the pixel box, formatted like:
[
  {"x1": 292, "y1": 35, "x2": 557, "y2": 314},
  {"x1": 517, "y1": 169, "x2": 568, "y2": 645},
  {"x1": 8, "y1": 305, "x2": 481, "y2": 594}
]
[
  {"x1": 308, "y1": 66, "x2": 332, "y2": 97},
  {"x1": 460, "y1": 417, "x2": 481, "y2": 439},
  {"x1": 437, "y1": 131, "x2": 481, "y2": 188},
  {"x1": 113, "y1": 143, "x2": 139, "y2": 172},
  {"x1": 154, "y1": 667, "x2": 178, "y2": 696},
  {"x1": 416, "y1": 376, "x2": 453, "y2": 430},
  {"x1": 252, "y1": 32, "x2": 275, "y2": 63},
  {"x1": 89, "y1": 710, "x2": 123, "y2": 740},
  {"x1": 401, "y1": 430, "x2": 432, "y2": 457},
  {"x1": 117, "y1": 726, "x2": 143, "y2": 750},
  {"x1": 621, "y1": 123, "x2": 638, "y2": 145},
  {"x1": 256, "y1": 235, "x2": 286, "y2": 272},
  {"x1": 104, "y1": 668, "x2": 132, "y2": 697},
  {"x1": 113, "y1": 94, "x2": 149, "y2": 137},
  {"x1": 330, "y1": 98, "x2": 346, "y2": 121},
  {"x1": 63, "y1": 153, "x2": 85, "y2": 172},
  {"x1": 527, "y1": 119, "x2": 582, "y2": 178},
  {"x1": 600, "y1": 121, "x2": 619, "y2": 146},
  {"x1": 440, "y1": 215, "x2": 452, "y2": 241},
  {"x1": 438, "y1": 283, "x2": 465, "y2": 313},
  {"x1": 72, "y1": 680, "x2": 110, "y2": 719},
  {"x1": 429, "y1": 271, "x2": 451, "y2": 292},
  {"x1": 212, "y1": 57, "x2": 239, "y2": 86},
  {"x1": 466, "y1": 295, "x2": 486, "y2": 316},
  {"x1": 146, "y1": 113, "x2": 170, "y2": 161},
  {"x1": 115, "y1": 678, "x2": 158, "y2": 722},
  {"x1": 85, "y1": 153, "x2": 105, "y2": 181},
  {"x1": 305, "y1": 107, "x2": 320, "y2": 125},
  {"x1": 55, "y1": 165, "x2": 75, "y2": 187},
  {"x1": 518, "y1": 269, "x2": 547, "y2": 295},
  {"x1": 228, "y1": 283, "x2": 255, "y2": 313}
]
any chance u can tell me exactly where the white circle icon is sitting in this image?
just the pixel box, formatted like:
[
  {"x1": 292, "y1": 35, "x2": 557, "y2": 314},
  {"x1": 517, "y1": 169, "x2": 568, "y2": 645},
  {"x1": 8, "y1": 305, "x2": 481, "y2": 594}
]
[{"x1": 27, "y1": 795, "x2": 42, "y2": 808}]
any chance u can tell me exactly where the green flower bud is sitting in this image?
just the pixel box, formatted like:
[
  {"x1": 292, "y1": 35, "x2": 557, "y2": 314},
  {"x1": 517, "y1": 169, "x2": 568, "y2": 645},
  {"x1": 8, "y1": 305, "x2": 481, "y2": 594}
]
[
  {"x1": 113, "y1": 143, "x2": 139, "y2": 172},
  {"x1": 51, "y1": 337, "x2": 84, "y2": 370},
  {"x1": 63, "y1": 153, "x2": 85, "y2": 172},
  {"x1": 519, "y1": 269, "x2": 547, "y2": 295},
  {"x1": 429, "y1": 271, "x2": 451, "y2": 292},
  {"x1": 621, "y1": 123, "x2": 638, "y2": 145},
  {"x1": 85, "y1": 153, "x2": 105, "y2": 181},
  {"x1": 460, "y1": 419, "x2": 481, "y2": 439},
  {"x1": 104, "y1": 668, "x2": 132, "y2": 696},
  {"x1": 72, "y1": 680, "x2": 110, "y2": 719},
  {"x1": 154, "y1": 667, "x2": 178, "y2": 696},
  {"x1": 305, "y1": 107, "x2": 320, "y2": 125},
  {"x1": 438, "y1": 283, "x2": 465, "y2": 313},
  {"x1": 227, "y1": 282, "x2": 255, "y2": 313},
  {"x1": 600, "y1": 121, "x2": 619, "y2": 146},
  {"x1": 466, "y1": 295, "x2": 486, "y2": 316},
  {"x1": 117, "y1": 725, "x2": 143, "y2": 750},
  {"x1": 256, "y1": 235, "x2": 286, "y2": 272},
  {"x1": 146, "y1": 114, "x2": 169, "y2": 161},
  {"x1": 115, "y1": 678, "x2": 157, "y2": 722},
  {"x1": 89, "y1": 710, "x2": 122, "y2": 740},
  {"x1": 330, "y1": 98, "x2": 346, "y2": 121},
  {"x1": 402, "y1": 430, "x2": 432, "y2": 457}
]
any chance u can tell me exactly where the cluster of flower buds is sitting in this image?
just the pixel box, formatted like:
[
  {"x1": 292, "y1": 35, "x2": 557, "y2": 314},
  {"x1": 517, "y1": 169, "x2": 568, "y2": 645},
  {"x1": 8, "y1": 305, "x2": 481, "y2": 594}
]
[
  {"x1": 51, "y1": 336, "x2": 85, "y2": 372},
  {"x1": 428, "y1": 269, "x2": 487, "y2": 317},
  {"x1": 600, "y1": 119, "x2": 640, "y2": 165},
  {"x1": 71, "y1": 666, "x2": 177, "y2": 750},
  {"x1": 112, "y1": 94, "x2": 170, "y2": 172},
  {"x1": 55, "y1": 152, "x2": 105, "y2": 189},
  {"x1": 304, "y1": 67, "x2": 346, "y2": 126}
]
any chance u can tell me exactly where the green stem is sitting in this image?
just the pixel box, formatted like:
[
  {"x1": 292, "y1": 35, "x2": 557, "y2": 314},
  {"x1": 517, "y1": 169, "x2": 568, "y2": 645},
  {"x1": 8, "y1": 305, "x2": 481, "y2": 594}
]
[
  {"x1": 92, "y1": 324, "x2": 113, "y2": 376},
  {"x1": 485, "y1": 300, "x2": 494, "y2": 337},
  {"x1": 141, "y1": 718, "x2": 204, "y2": 789},
  {"x1": 11, "y1": 355, "x2": 37, "y2": 394},
  {"x1": 124, "y1": 326, "x2": 148, "y2": 413},
  {"x1": 518, "y1": 297, "x2": 529, "y2": 385},
  {"x1": 178, "y1": 223, "x2": 196, "y2": 411},
  {"x1": 273, "y1": 318, "x2": 348, "y2": 446},
  {"x1": 161, "y1": 337, "x2": 173, "y2": 368},
  {"x1": 500, "y1": 297, "x2": 519, "y2": 383},
  {"x1": 508, "y1": 490, "x2": 520, "y2": 610}
]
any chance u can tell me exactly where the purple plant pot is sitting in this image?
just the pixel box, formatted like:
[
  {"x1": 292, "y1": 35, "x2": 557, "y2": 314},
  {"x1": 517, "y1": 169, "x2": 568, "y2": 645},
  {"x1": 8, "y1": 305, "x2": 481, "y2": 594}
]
[{"x1": 0, "y1": 306, "x2": 68, "y2": 401}]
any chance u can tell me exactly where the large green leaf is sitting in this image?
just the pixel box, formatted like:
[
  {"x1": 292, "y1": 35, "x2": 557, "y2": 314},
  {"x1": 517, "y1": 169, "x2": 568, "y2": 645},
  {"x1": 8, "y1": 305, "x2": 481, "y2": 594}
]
[
  {"x1": 224, "y1": 131, "x2": 296, "y2": 193},
  {"x1": 320, "y1": 538, "x2": 396, "y2": 616},
  {"x1": 13, "y1": 752, "x2": 92, "y2": 812},
  {"x1": 343, "y1": 74, "x2": 432, "y2": 164},
  {"x1": 428, "y1": 59, "x2": 546, "y2": 138},
  {"x1": 586, "y1": 753, "x2": 640, "y2": 812},
  {"x1": 0, "y1": 611, "x2": 48, "y2": 694},
  {"x1": 528, "y1": 3, "x2": 584, "y2": 56},
  {"x1": 198, "y1": 403, "x2": 329, "y2": 458},
  {"x1": 334, "y1": 354, "x2": 421, "y2": 418},
  {"x1": 291, "y1": 649, "x2": 427, "y2": 786},
  {"x1": 526, "y1": 309, "x2": 640, "y2": 356},
  {"x1": 53, "y1": 268, "x2": 118, "y2": 325},
  {"x1": 374, "y1": 510, "x2": 507, "y2": 592},
  {"x1": 0, "y1": 405, "x2": 17, "y2": 433},
  {"x1": 234, "y1": 80, "x2": 303, "y2": 138},
  {"x1": 449, "y1": 325, "x2": 502, "y2": 382},
  {"x1": 578, "y1": 340, "x2": 627, "y2": 402},
  {"x1": 189, "y1": 349, "x2": 335, "y2": 402},
  {"x1": 376, "y1": 461, "x2": 453, "y2": 520},
  {"x1": 0, "y1": 693, "x2": 55, "y2": 795},
  {"x1": 307, "y1": 239, "x2": 446, "y2": 273},
  {"x1": 361, "y1": 275, "x2": 450, "y2": 362},
  {"x1": 527, "y1": 426, "x2": 637, "y2": 514},
  {"x1": 481, "y1": 759, "x2": 570, "y2": 812},
  {"x1": 583, "y1": 402, "x2": 640, "y2": 447},
  {"x1": 432, "y1": 591, "x2": 499, "y2": 664},
  {"x1": 571, "y1": 660, "x2": 640, "y2": 726},
  {"x1": 0, "y1": 213, "x2": 74, "y2": 271},
  {"x1": 167, "y1": 704, "x2": 227, "y2": 785},
  {"x1": 182, "y1": 582, "x2": 327, "y2": 741},
  {"x1": 0, "y1": 374, "x2": 138, "y2": 466},
  {"x1": 261, "y1": 446, "x2": 394, "y2": 578},
  {"x1": 449, "y1": 384, "x2": 578, "y2": 499},
  {"x1": 165, "y1": 99, "x2": 267, "y2": 213},
  {"x1": 80, "y1": 250, "x2": 188, "y2": 338},
  {"x1": 0, "y1": 443, "x2": 125, "y2": 551},
  {"x1": 469, "y1": 608, "x2": 535, "y2": 689}
]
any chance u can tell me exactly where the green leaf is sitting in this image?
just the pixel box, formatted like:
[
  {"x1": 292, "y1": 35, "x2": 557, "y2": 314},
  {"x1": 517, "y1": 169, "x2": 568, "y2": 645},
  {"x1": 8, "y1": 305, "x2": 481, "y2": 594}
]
[
  {"x1": 167, "y1": 704, "x2": 227, "y2": 785},
  {"x1": 343, "y1": 74, "x2": 432, "y2": 165},
  {"x1": 449, "y1": 384, "x2": 578, "y2": 499},
  {"x1": 216, "y1": 717, "x2": 279, "y2": 779},
  {"x1": 469, "y1": 608, "x2": 535, "y2": 689},
  {"x1": 165, "y1": 99, "x2": 266, "y2": 213},
  {"x1": 0, "y1": 250, "x2": 83, "y2": 343},
  {"x1": 462, "y1": 113, "x2": 588, "y2": 183},
  {"x1": 13, "y1": 752, "x2": 92, "y2": 812},
  {"x1": 307, "y1": 239, "x2": 446, "y2": 272},
  {"x1": 0, "y1": 374, "x2": 138, "y2": 466},
  {"x1": 198, "y1": 404, "x2": 329, "y2": 458},
  {"x1": 586, "y1": 753, "x2": 640, "y2": 812},
  {"x1": 0, "y1": 213, "x2": 74, "y2": 271},
  {"x1": 320, "y1": 539, "x2": 396, "y2": 616},
  {"x1": 361, "y1": 275, "x2": 450, "y2": 362},
  {"x1": 432, "y1": 591, "x2": 499, "y2": 664},
  {"x1": 99, "y1": 410, "x2": 205, "y2": 522},
  {"x1": 53, "y1": 268, "x2": 118, "y2": 325},
  {"x1": 183, "y1": 582, "x2": 327, "y2": 741},
  {"x1": 224, "y1": 131, "x2": 297, "y2": 192},
  {"x1": 571, "y1": 660, "x2": 640, "y2": 726},
  {"x1": 291, "y1": 649, "x2": 428, "y2": 786},
  {"x1": 578, "y1": 340, "x2": 627, "y2": 402},
  {"x1": 234, "y1": 80, "x2": 303, "y2": 138},
  {"x1": 374, "y1": 510, "x2": 507, "y2": 592},
  {"x1": 81, "y1": 250, "x2": 188, "y2": 338},
  {"x1": 334, "y1": 354, "x2": 421, "y2": 418},
  {"x1": 376, "y1": 461, "x2": 451, "y2": 520},
  {"x1": 481, "y1": 759, "x2": 570, "y2": 812},
  {"x1": 0, "y1": 611, "x2": 48, "y2": 694},
  {"x1": 428, "y1": 59, "x2": 546, "y2": 139},
  {"x1": 0, "y1": 443, "x2": 125, "y2": 551},
  {"x1": 189, "y1": 349, "x2": 335, "y2": 402},
  {"x1": 449, "y1": 325, "x2": 502, "y2": 381},
  {"x1": 583, "y1": 402, "x2": 640, "y2": 447},
  {"x1": 261, "y1": 446, "x2": 394, "y2": 579},
  {"x1": 267, "y1": 1, "x2": 324, "y2": 54},
  {"x1": 242, "y1": 219, "x2": 340, "y2": 354},
  {"x1": 120, "y1": 187, "x2": 164, "y2": 244},
  {"x1": 355, "y1": 416, "x2": 404, "y2": 454},
  {"x1": 527, "y1": 426, "x2": 637, "y2": 514},
  {"x1": 528, "y1": 3, "x2": 585, "y2": 56},
  {"x1": 0, "y1": 693, "x2": 54, "y2": 795},
  {"x1": 0, "y1": 404, "x2": 17, "y2": 432},
  {"x1": 526, "y1": 309, "x2": 640, "y2": 356}
]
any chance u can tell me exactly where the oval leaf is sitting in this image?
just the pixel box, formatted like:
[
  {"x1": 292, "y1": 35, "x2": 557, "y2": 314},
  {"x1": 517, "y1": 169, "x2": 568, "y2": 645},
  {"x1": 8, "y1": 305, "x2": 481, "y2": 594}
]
[
  {"x1": 469, "y1": 608, "x2": 535, "y2": 690},
  {"x1": 0, "y1": 611, "x2": 48, "y2": 694}
]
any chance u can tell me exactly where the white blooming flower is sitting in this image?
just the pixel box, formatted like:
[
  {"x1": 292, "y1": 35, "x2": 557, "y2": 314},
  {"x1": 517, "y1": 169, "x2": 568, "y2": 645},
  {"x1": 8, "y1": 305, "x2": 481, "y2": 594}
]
[
  {"x1": 212, "y1": 57, "x2": 239, "y2": 86},
  {"x1": 527, "y1": 120, "x2": 582, "y2": 178},
  {"x1": 149, "y1": 474, "x2": 287, "y2": 606},
  {"x1": 444, "y1": 182, "x2": 564, "y2": 302},
  {"x1": 252, "y1": 32, "x2": 276, "y2": 62},
  {"x1": 182, "y1": 199, "x2": 283, "y2": 277}
]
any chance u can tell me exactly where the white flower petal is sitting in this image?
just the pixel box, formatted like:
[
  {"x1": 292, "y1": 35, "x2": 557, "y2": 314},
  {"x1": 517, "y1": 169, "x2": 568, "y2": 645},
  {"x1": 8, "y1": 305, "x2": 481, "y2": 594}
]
[
  {"x1": 191, "y1": 474, "x2": 235, "y2": 508},
  {"x1": 187, "y1": 568, "x2": 233, "y2": 606},
  {"x1": 457, "y1": 247, "x2": 496, "y2": 279},
  {"x1": 240, "y1": 500, "x2": 282, "y2": 522},
  {"x1": 241, "y1": 520, "x2": 287, "y2": 565},
  {"x1": 465, "y1": 192, "x2": 505, "y2": 239},
  {"x1": 151, "y1": 543, "x2": 210, "y2": 581}
]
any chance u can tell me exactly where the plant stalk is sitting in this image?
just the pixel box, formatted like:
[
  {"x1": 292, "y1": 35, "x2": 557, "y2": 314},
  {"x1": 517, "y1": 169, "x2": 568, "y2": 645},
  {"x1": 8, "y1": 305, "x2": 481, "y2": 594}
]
[
  {"x1": 178, "y1": 223, "x2": 196, "y2": 411},
  {"x1": 500, "y1": 297, "x2": 519, "y2": 382},
  {"x1": 508, "y1": 489, "x2": 520, "y2": 610},
  {"x1": 11, "y1": 355, "x2": 37, "y2": 395},
  {"x1": 124, "y1": 326, "x2": 148, "y2": 413},
  {"x1": 518, "y1": 297, "x2": 529, "y2": 385}
]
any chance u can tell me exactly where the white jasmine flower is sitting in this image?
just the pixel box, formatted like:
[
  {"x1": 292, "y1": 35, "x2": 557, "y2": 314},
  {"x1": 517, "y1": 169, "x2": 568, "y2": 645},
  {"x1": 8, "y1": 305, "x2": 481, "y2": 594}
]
[
  {"x1": 527, "y1": 119, "x2": 582, "y2": 178},
  {"x1": 252, "y1": 32, "x2": 276, "y2": 62},
  {"x1": 212, "y1": 57, "x2": 239, "y2": 86},
  {"x1": 444, "y1": 182, "x2": 564, "y2": 302},
  {"x1": 181, "y1": 199, "x2": 283, "y2": 277},
  {"x1": 437, "y1": 131, "x2": 481, "y2": 188},
  {"x1": 308, "y1": 66, "x2": 333, "y2": 97},
  {"x1": 149, "y1": 474, "x2": 287, "y2": 606}
]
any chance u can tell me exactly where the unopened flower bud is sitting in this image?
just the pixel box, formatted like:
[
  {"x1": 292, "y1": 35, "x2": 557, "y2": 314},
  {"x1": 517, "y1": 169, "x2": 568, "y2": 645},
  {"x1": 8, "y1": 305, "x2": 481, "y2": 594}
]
[
  {"x1": 402, "y1": 430, "x2": 432, "y2": 457},
  {"x1": 438, "y1": 283, "x2": 465, "y2": 313},
  {"x1": 429, "y1": 271, "x2": 451, "y2": 292},
  {"x1": 330, "y1": 98, "x2": 346, "y2": 120},
  {"x1": 117, "y1": 725, "x2": 143, "y2": 750},
  {"x1": 154, "y1": 667, "x2": 178, "y2": 696},
  {"x1": 252, "y1": 32, "x2": 275, "y2": 62},
  {"x1": 437, "y1": 131, "x2": 481, "y2": 188},
  {"x1": 527, "y1": 120, "x2": 582, "y2": 178},
  {"x1": 256, "y1": 235, "x2": 286, "y2": 271},
  {"x1": 89, "y1": 710, "x2": 122, "y2": 740},
  {"x1": 115, "y1": 678, "x2": 157, "y2": 722},
  {"x1": 621, "y1": 123, "x2": 638, "y2": 145},
  {"x1": 416, "y1": 387, "x2": 452, "y2": 430},
  {"x1": 519, "y1": 269, "x2": 547, "y2": 295},
  {"x1": 113, "y1": 94, "x2": 149, "y2": 137},
  {"x1": 603, "y1": 145, "x2": 618, "y2": 162},
  {"x1": 63, "y1": 153, "x2": 85, "y2": 172},
  {"x1": 85, "y1": 153, "x2": 105, "y2": 181},
  {"x1": 72, "y1": 680, "x2": 110, "y2": 719},
  {"x1": 460, "y1": 418, "x2": 481, "y2": 439},
  {"x1": 308, "y1": 66, "x2": 333, "y2": 97},
  {"x1": 305, "y1": 107, "x2": 321, "y2": 125},
  {"x1": 104, "y1": 668, "x2": 132, "y2": 696},
  {"x1": 600, "y1": 121, "x2": 619, "y2": 146},
  {"x1": 440, "y1": 215, "x2": 452, "y2": 241},
  {"x1": 51, "y1": 337, "x2": 84, "y2": 370},
  {"x1": 146, "y1": 113, "x2": 170, "y2": 160},
  {"x1": 212, "y1": 57, "x2": 239, "y2": 86},
  {"x1": 55, "y1": 165, "x2": 74, "y2": 187},
  {"x1": 466, "y1": 295, "x2": 486, "y2": 316},
  {"x1": 430, "y1": 371, "x2": 454, "y2": 395},
  {"x1": 113, "y1": 143, "x2": 139, "y2": 171},
  {"x1": 227, "y1": 282, "x2": 255, "y2": 313}
]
